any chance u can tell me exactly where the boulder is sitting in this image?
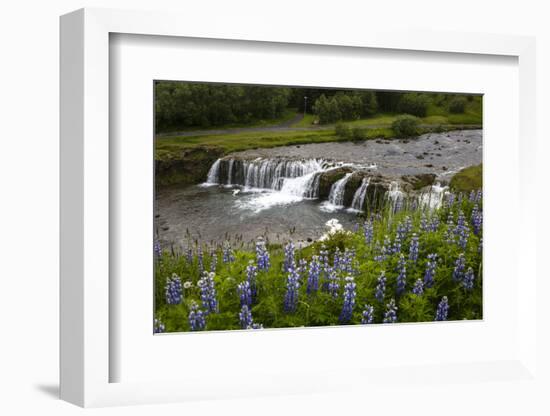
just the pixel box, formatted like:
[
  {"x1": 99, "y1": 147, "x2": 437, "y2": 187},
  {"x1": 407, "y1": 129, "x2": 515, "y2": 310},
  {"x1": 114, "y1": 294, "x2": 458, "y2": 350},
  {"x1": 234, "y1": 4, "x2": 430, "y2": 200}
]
[
  {"x1": 401, "y1": 173, "x2": 436, "y2": 190},
  {"x1": 318, "y1": 167, "x2": 354, "y2": 200}
]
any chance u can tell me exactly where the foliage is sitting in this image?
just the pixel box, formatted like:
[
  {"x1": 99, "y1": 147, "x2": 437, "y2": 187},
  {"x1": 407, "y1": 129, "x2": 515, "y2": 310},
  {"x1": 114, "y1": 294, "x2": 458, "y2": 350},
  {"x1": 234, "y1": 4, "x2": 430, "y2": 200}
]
[
  {"x1": 448, "y1": 97, "x2": 467, "y2": 114},
  {"x1": 391, "y1": 115, "x2": 420, "y2": 137},
  {"x1": 397, "y1": 93, "x2": 430, "y2": 117},
  {"x1": 154, "y1": 190, "x2": 483, "y2": 332},
  {"x1": 450, "y1": 164, "x2": 482, "y2": 192}
]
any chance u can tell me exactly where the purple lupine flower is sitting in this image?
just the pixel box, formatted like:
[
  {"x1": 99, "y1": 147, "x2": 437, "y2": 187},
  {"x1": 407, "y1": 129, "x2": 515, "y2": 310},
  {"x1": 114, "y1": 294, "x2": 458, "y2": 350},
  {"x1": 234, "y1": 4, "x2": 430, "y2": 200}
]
[
  {"x1": 462, "y1": 267, "x2": 475, "y2": 290},
  {"x1": 383, "y1": 298, "x2": 398, "y2": 323},
  {"x1": 435, "y1": 296, "x2": 450, "y2": 321},
  {"x1": 453, "y1": 253, "x2": 466, "y2": 282},
  {"x1": 188, "y1": 302, "x2": 206, "y2": 331},
  {"x1": 429, "y1": 216, "x2": 440, "y2": 232},
  {"x1": 186, "y1": 246, "x2": 193, "y2": 263},
  {"x1": 327, "y1": 267, "x2": 339, "y2": 298},
  {"x1": 153, "y1": 318, "x2": 165, "y2": 334},
  {"x1": 353, "y1": 222, "x2": 359, "y2": 233},
  {"x1": 420, "y1": 212, "x2": 429, "y2": 232},
  {"x1": 404, "y1": 216, "x2": 413, "y2": 234},
  {"x1": 361, "y1": 304, "x2": 375, "y2": 324},
  {"x1": 363, "y1": 219, "x2": 374, "y2": 244},
  {"x1": 210, "y1": 250, "x2": 218, "y2": 273},
  {"x1": 410, "y1": 198, "x2": 418, "y2": 211},
  {"x1": 307, "y1": 255, "x2": 321, "y2": 294},
  {"x1": 339, "y1": 276, "x2": 356, "y2": 324},
  {"x1": 412, "y1": 278, "x2": 424, "y2": 295},
  {"x1": 198, "y1": 271, "x2": 218, "y2": 314},
  {"x1": 424, "y1": 253, "x2": 437, "y2": 288},
  {"x1": 165, "y1": 273, "x2": 183, "y2": 305},
  {"x1": 197, "y1": 245, "x2": 204, "y2": 274},
  {"x1": 454, "y1": 211, "x2": 470, "y2": 249},
  {"x1": 375, "y1": 271, "x2": 387, "y2": 303},
  {"x1": 297, "y1": 258, "x2": 308, "y2": 280},
  {"x1": 319, "y1": 246, "x2": 330, "y2": 289},
  {"x1": 340, "y1": 248, "x2": 356, "y2": 274},
  {"x1": 237, "y1": 280, "x2": 252, "y2": 308},
  {"x1": 375, "y1": 236, "x2": 390, "y2": 262},
  {"x1": 284, "y1": 264, "x2": 300, "y2": 313},
  {"x1": 239, "y1": 305, "x2": 253, "y2": 329},
  {"x1": 475, "y1": 189, "x2": 482, "y2": 203},
  {"x1": 469, "y1": 190, "x2": 476, "y2": 202},
  {"x1": 446, "y1": 192, "x2": 456, "y2": 208},
  {"x1": 283, "y1": 241, "x2": 296, "y2": 273},
  {"x1": 333, "y1": 248, "x2": 341, "y2": 271},
  {"x1": 396, "y1": 265, "x2": 407, "y2": 296},
  {"x1": 471, "y1": 205, "x2": 483, "y2": 235},
  {"x1": 409, "y1": 234, "x2": 419, "y2": 262},
  {"x1": 222, "y1": 241, "x2": 235, "y2": 263},
  {"x1": 255, "y1": 239, "x2": 270, "y2": 271},
  {"x1": 246, "y1": 260, "x2": 258, "y2": 298},
  {"x1": 154, "y1": 240, "x2": 162, "y2": 258}
]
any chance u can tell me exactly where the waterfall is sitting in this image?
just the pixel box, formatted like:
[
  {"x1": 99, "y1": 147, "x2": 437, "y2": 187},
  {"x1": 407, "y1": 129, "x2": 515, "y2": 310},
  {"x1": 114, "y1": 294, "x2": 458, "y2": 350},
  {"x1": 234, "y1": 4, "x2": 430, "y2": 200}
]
[
  {"x1": 226, "y1": 159, "x2": 234, "y2": 185},
  {"x1": 350, "y1": 177, "x2": 370, "y2": 211},
  {"x1": 328, "y1": 173, "x2": 352, "y2": 207},
  {"x1": 205, "y1": 159, "x2": 221, "y2": 184},
  {"x1": 419, "y1": 183, "x2": 448, "y2": 209}
]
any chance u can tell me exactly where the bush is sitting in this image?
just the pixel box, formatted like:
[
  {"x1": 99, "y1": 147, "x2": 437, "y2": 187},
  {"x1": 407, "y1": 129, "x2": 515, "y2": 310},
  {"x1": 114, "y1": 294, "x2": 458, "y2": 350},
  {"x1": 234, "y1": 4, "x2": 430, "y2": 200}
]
[
  {"x1": 397, "y1": 93, "x2": 429, "y2": 117},
  {"x1": 449, "y1": 97, "x2": 467, "y2": 114},
  {"x1": 335, "y1": 123, "x2": 352, "y2": 138},
  {"x1": 351, "y1": 127, "x2": 367, "y2": 141},
  {"x1": 392, "y1": 115, "x2": 420, "y2": 137}
]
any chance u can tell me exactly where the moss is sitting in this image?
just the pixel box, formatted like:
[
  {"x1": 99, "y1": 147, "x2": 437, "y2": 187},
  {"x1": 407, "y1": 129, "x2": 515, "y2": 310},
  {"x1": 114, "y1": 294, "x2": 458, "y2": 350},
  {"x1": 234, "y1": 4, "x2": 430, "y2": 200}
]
[{"x1": 450, "y1": 164, "x2": 482, "y2": 192}]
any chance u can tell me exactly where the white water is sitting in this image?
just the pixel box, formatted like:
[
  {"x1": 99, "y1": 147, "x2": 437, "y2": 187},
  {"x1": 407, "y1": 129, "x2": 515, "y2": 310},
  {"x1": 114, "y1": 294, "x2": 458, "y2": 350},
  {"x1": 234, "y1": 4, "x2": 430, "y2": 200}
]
[
  {"x1": 350, "y1": 177, "x2": 370, "y2": 211},
  {"x1": 320, "y1": 173, "x2": 353, "y2": 212},
  {"x1": 204, "y1": 159, "x2": 221, "y2": 186},
  {"x1": 419, "y1": 183, "x2": 448, "y2": 209}
]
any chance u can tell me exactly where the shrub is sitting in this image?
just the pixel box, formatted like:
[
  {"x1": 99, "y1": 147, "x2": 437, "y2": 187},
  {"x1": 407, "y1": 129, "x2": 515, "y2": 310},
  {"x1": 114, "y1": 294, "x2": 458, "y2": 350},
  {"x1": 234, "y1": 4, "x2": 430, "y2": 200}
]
[
  {"x1": 397, "y1": 93, "x2": 429, "y2": 117},
  {"x1": 335, "y1": 123, "x2": 352, "y2": 138},
  {"x1": 351, "y1": 127, "x2": 367, "y2": 141},
  {"x1": 449, "y1": 97, "x2": 467, "y2": 114},
  {"x1": 392, "y1": 115, "x2": 420, "y2": 137}
]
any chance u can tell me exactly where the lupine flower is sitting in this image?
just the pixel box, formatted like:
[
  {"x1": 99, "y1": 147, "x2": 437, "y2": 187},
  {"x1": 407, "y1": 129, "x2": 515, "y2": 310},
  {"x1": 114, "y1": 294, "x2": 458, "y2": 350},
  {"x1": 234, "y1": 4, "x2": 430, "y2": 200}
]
[
  {"x1": 453, "y1": 253, "x2": 466, "y2": 282},
  {"x1": 153, "y1": 318, "x2": 165, "y2": 334},
  {"x1": 383, "y1": 298, "x2": 398, "y2": 323},
  {"x1": 471, "y1": 205, "x2": 483, "y2": 235},
  {"x1": 307, "y1": 255, "x2": 321, "y2": 294},
  {"x1": 255, "y1": 239, "x2": 270, "y2": 271},
  {"x1": 297, "y1": 258, "x2": 308, "y2": 280},
  {"x1": 246, "y1": 260, "x2": 258, "y2": 298},
  {"x1": 327, "y1": 267, "x2": 339, "y2": 298},
  {"x1": 198, "y1": 271, "x2": 218, "y2": 314},
  {"x1": 333, "y1": 248, "x2": 341, "y2": 271},
  {"x1": 319, "y1": 246, "x2": 330, "y2": 289},
  {"x1": 363, "y1": 219, "x2": 374, "y2": 244},
  {"x1": 446, "y1": 192, "x2": 455, "y2": 208},
  {"x1": 409, "y1": 234, "x2": 419, "y2": 262},
  {"x1": 404, "y1": 216, "x2": 413, "y2": 234},
  {"x1": 412, "y1": 278, "x2": 424, "y2": 295},
  {"x1": 188, "y1": 302, "x2": 206, "y2": 331},
  {"x1": 435, "y1": 296, "x2": 449, "y2": 321},
  {"x1": 444, "y1": 215, "x2": 455, "y2": 244},
  {"x1": 475, "y1": 189, "x2": 482, "y2": 203},
  {"x1": 339, "y1": 276, "x2": 357, "y2": 324},
  {"x1": 469, "y1": 190, "x2": 476, "y2": 202},
  {"x1": 353, "y1": 222, "x2": 359, "y2": 233},
  {"x1": 429, "y1": 216, "x2": 440, "y2": 232},
  {"x1": 283, "y1": 241, "x2": 296, "y2": 273},
  {"x1": 454, "y1": 211, "x2": 470, "y2": 249},
  {"x1": 396, "y1": 253, "x2": 406, "y2": 272},
  {"x1": 396, "y1": 265, "x2": 406, "y2": 296},
  {"x1": 375, "y1": 271, "x2": 386, "y2": 303},
  {"x1": 237, "y1": 280, "x2": 252, "y2": 308},
  {"x1": 239, "y1": 305, "x2": 253, "y2": 329},
  {"x1": 154, "y1": 240, "x2": 162, "y2": 258},
  {"x1": 462, "y1": 267, "x2": 475, "y2": 290},
  {"x1": 197, "y1": 245, "x2": 204, "y2": 274},
  {"x1": 210, "y1": 251, "x2": 217, "y2": 273},
  {"x1": 186, "y1": 247, "x2": 193, "y2": 263},
  {"x1": 420, "y1": 213, "x2": 429, "y2": 232},
  {"x1": 340, "y1": 248, "x2": 355, "y2": 274},
  {"x1": 284, "y1": 264, "x2": 300, "y2": 313},
  {"x1": 424, "y1": 253, "x2": 437, "y2": 288},
  {"x1": 410, "y1": 198, "x2": 418, "y2": 211},
  {"x1": 375, "y1": 236, "x2": 390, "y2": 262},
  {"x1": 222, "y1": 241, "x2": 235, "y2": 263},
  {"x1": 165, "y1": 273, "x2": 183, "y2": 305},
  {"x1": 361, "y1": 304, "x2": 375, "y2": 324}
]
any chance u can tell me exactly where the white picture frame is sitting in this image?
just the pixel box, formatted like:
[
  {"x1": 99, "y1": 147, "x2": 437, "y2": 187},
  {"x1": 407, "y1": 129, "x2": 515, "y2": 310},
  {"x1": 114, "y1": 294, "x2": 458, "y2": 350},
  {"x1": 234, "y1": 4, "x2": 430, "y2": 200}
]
[{"x1": 60, "y1": 7, "x2": 538, "y2": 408}]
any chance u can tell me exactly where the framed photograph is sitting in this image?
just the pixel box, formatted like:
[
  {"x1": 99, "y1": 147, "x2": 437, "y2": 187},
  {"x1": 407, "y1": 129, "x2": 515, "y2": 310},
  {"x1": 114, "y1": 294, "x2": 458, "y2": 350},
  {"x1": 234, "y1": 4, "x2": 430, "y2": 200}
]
[{"x1": 60, "y1": 7, "x2": 538, "y2": 408}]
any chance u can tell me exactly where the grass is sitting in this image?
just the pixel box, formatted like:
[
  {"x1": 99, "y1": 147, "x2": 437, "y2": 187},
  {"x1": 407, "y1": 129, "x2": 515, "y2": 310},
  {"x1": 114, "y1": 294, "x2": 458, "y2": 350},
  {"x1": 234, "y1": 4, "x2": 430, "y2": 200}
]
[
  {"x1": 291, "y1": 113, "x2": 317, "y2": 127},
  {"x1": 154, "y1": 192, "x2": 483, "y2": 332},
  {"x1": 450, "y1": 164, "x2": 483, "y2": 192}
]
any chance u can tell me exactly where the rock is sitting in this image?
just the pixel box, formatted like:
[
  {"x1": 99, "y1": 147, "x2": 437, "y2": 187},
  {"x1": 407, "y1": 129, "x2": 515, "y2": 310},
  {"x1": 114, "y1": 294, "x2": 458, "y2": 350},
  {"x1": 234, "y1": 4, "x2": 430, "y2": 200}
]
[
  {"x1": 416, "y1": 155, "x2": 424, "y2": 160},
  {"x1": 401, "y1": 173, "x2": 437, "y2": 190},
  {"x1": 318, "y1": 167, "x2": 354, "y2": 199}
]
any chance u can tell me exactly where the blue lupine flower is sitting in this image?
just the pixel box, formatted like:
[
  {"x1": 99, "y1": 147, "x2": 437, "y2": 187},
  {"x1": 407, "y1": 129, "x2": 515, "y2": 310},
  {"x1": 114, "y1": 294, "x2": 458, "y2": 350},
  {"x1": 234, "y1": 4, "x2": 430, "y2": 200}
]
[
  {"x1": 153, "y1": 318, "x2": 165, "y2": 334},
  {"x1": 424, "y1": 253, "x2": 437, "y2": 288},
  {"x1": 222, "y1": 241, "x2": 235, "y2": 263},
  {"x1": 471, "y1": 205, "x2": 483, "y2": 235},
  {"x1": 246, "y1": 260, "x2": 258, "y2": 298},
  {"x1": 420, "y1": 213, "x2": 429, "y2": 232},
  {"x1": 462, "y1": 267, "x2": 475, "y2": 290},
  {"x1": 383, "y1": 298, "x2": 398, "y2": 323},
  {"x1": 340, "y1": 248, "x2": 356, "y2": 274},
  {"x1": 435, "y1": 296, "x2": 450, "y2": 321},
  {"x1": 363, "y1": 219, "x2": 374, "y2": 244},
  {"x1": 319, "y1": 246, "x2": 330, "y2": 289},
  {"x1": 412, "y1": 278, "x2": 424, "y2": 295},
  {"x1": 475, "y1": 189, "x2": 482, "y2": 203},
  {"x1": 297, "y1": 258, "x2": 308, "y2": 280},
  {"x1": 210, "y1": 250, "x2": 217, "y2": 273},
  {"x1": 154, "y1": 240, "x2": 162, "y2": 258},
  {"x1": 237, "y1": 280, "x2": 252, "y2": 308},
  {"x1": 361, "y1": 304, "x2": 375, "y2": 324},
  {"x1": 453, "y1": 253, "x2": 466, "y2": 282},
  {"x1": 188, "y1": 302, "x2": 206, "y2": 331},
  {"x1": 396, "y1": 253, "x2": 406, "y2": 272},
  {"x1": 375, "y1": 236, "x2": 390, "y2": 262},
  {"x1": 198, "y1": 271, "x2": 218, "y2": 314},
  {"x1": 429, "y1": 216, "x2": 440, "y2": 232},
  {"x1": 307, "y1": 255, "x2": 321, "y2": 294},
  {"x1": 409, "y1": 234, "x2": 419, "y2": 262},
  {"x1": 469, "y1": 190, "x2": 476, "y2": 202},
  {"x1": 446, "y1": 192, "x2": 455, "y2": 208},
  {"x1": 333, "y1": 248, "x2": 341, "y2": 271},
  {"x1": 165, "y1": 273, "x2": 183, "y2": 305},
  {"x1": 255, "y1": 240, "x2": 270, "y2": 271},
  {"x1": 284, "y1": 264, "x2": 300, "y2": 313},
  {"x1": 239, "y1": 305, "x2": 253, "y2": 329},
  {"x1": 396, "y1": 265, "x2": 406, "y2": 296},
  {"x1": 339, "y1": 276, "x2": 357, "y2": 324},
  {"x1": 454, "y1": 211, "x2": 470, "y2": 249},
  {"x1": 327, "y1": 267, "x2": 339, "y2": 298},
  {"x1": 283, "y1": 241, "x2": 296, "y2": 273},
  {"x1": 375, "y1": 271, "x2": 386, "y2": 303},
  {"x1": 404, "y1": 216, "x2": 413, "y2": 234}
]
